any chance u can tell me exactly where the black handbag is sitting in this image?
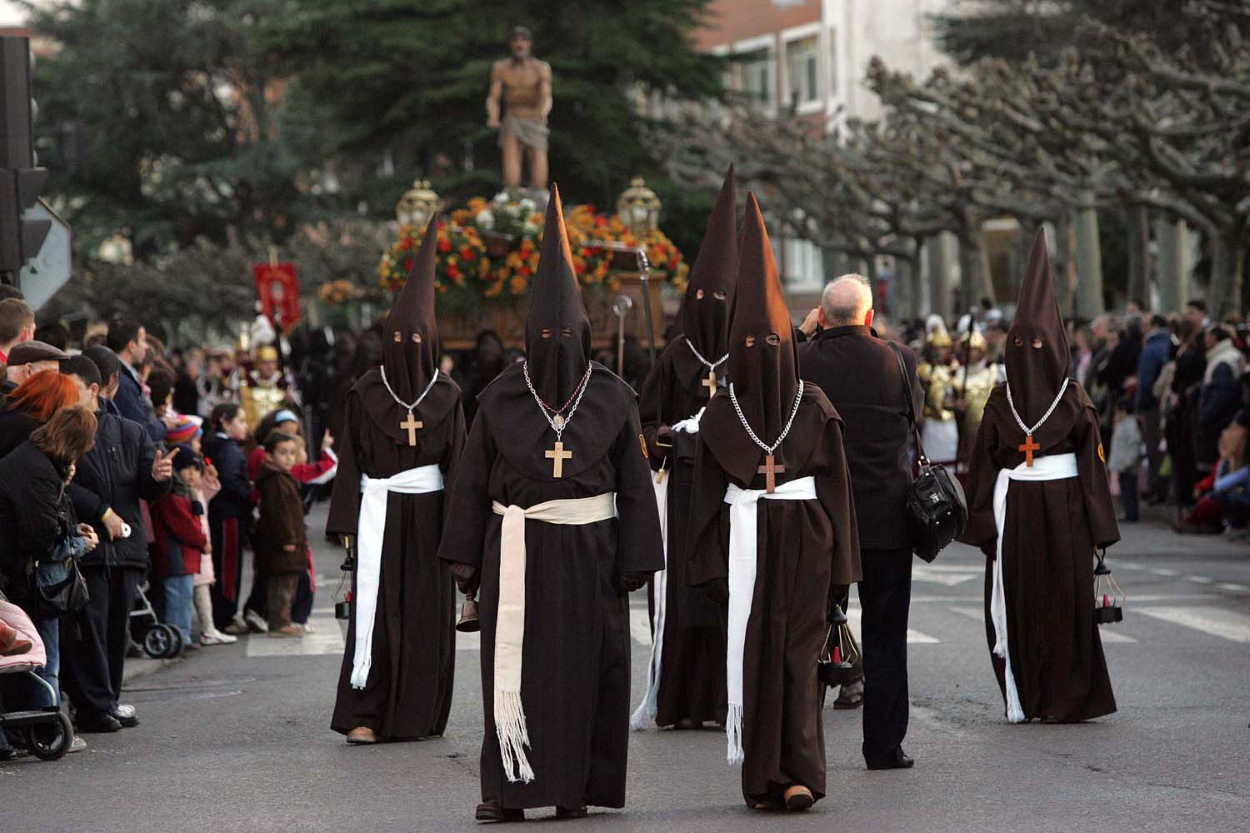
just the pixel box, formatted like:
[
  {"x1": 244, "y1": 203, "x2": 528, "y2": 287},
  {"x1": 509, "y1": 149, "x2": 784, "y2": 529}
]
[
  {"x1": 35, "y1": 511, "x2": 91, "y2": 614},
  {"x1": 889, "y1": 343, "x2": 968, "y2": 562}
]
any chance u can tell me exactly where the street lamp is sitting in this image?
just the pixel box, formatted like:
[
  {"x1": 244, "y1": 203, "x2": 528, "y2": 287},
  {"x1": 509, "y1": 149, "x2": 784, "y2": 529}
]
[
  {"x1": 395, "y1": 179, "x2": 441, "y2": 231},
  {"x1": 616, "y1": 176, "x2": 661, "y2": 235}
]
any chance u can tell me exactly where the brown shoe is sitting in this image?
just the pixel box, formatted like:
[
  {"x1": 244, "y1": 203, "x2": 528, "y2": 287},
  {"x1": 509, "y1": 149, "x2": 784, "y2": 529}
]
[
  {"x1": 268, "y1": 624, "x2": 304, "y2": 638},
  {"x1": 346, "y1": 727, "x2": 378, "y2": 745},
  {"x1": 0, "y1": 621, "x2": 32, "y2": 656},
  {"x1": 783, "y1": 785, "x2": 814, "y2": 811}
]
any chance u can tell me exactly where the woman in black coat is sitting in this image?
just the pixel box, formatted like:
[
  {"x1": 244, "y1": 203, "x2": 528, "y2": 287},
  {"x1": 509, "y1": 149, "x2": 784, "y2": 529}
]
[{"x1": 0, "y1": 406, "x2": 99, "y2": 710}]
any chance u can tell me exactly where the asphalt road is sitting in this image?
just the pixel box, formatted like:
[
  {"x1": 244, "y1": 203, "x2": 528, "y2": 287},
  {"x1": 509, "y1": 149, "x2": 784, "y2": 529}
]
[{"x1": 2, "y1": 504, "x2": 1248, "y2": 833}]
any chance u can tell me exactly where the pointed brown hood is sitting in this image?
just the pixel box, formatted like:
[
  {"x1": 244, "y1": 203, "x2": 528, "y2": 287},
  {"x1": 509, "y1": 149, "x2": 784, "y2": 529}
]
[
  {"x1": 679, "y1": 165, "x2": 738, "y2": 360},
  {"x1": 383, "y1": 219, "x2": 440, "y2": 401},
  {"x1": 727, "y1": 193, "x2": 799, "y2": 445},
  {"x1": 1006, "y1": 229, "x2": 1070, "y2": 425},
  {"x1": 525, "y1": 184, "x2": 591, "y2": 404}
]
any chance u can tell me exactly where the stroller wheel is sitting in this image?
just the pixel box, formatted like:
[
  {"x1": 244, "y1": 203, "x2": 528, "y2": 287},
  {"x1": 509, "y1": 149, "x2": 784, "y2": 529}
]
[
  {"x1": 28, "y1": 712, "x2": 73, "y2": 761},
  {"x1": 143, "y1": 626, "x2": 173, "y2": 659},
  {"x1": 159, "y1": 624, "x2": 185, "y2": 658}
]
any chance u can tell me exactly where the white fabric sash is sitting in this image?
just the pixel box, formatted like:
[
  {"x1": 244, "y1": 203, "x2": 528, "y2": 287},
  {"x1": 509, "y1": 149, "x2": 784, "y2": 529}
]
[
  {"x1": 490, "y1": 492, "x2": 618, "y2": 783},
  {"x1": 723, "y1": 475, "x2": 818, "y2": 764},
  {"x1": 351, "y1": 464, "x2": 444, "y2": 690},
  {"x1": 991, "y1": 453, "x2": 1078, "y2": 722},
  {"x1": 631, "y1": 408, "x2": 705, "y2": 730}
]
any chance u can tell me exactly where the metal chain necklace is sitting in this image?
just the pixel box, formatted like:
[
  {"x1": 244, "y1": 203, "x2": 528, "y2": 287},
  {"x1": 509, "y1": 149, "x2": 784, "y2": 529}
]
[
  {"x1": 380, "y1": 366, "x2": 440, "y2": 412},
  {"x1": 686, "y1": 338, "x2": 728, "y2": 397},
  {"x1": 684, "y1": 338, "x2": 728, "y2": 372},
  {"x1": 1004, "y1": 377, "x2": 1070, "y2": 467},
  {"x1": 380, "y1": 367, "x2": 441, "y2": 446},
  {"x1": 728, "y1": 380, "x2": 806, "y2": 454},
  {"x1": 728, "y1": 380, "x2": 805, "y2": 493},
  {"x1": 522, "y1": 360, "x2": 592, "y2": 435}
]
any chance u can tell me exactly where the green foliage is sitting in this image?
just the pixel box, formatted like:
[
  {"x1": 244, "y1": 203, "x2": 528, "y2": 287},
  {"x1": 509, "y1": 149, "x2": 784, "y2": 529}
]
[
  {"x1": 26, "y1": 0, "x2": 323, "y2": 257},
  {"x1": 267, "y1": 0, "x2": 724, "y2": 211}
]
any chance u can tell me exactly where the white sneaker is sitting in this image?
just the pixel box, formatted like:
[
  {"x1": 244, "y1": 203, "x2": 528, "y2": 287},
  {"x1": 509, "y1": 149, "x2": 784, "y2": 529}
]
[
  {"x1": 68, "y1": 735, "x2": 88, "y2": 754},
  {"x1": 244, "y1": 610, "x2": 269, "y2": 633},
  {"x1": 200, "y1": 630, "x2": 238, "y2": 645},
  {"x1": 299, "y1": 622, "x2": 315, "y2": 634},
  {"x1": 114, "y1": 704, "x2": 136, "y2": 719}
]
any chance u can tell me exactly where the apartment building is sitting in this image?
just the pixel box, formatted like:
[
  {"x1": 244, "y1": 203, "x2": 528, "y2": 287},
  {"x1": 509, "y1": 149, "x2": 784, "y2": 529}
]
[{"x1": 697, "y1": 0, "x2": 952, "y2": 291}]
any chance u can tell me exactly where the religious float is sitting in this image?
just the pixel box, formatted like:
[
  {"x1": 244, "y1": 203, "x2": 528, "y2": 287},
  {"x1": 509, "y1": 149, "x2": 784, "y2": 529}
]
[{"x1": 377, "y1": 178, "x2": 688, "y2": 352}]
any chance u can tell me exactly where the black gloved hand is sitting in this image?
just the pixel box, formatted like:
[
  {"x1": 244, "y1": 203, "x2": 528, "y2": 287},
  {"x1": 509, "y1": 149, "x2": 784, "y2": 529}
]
[
  {"x1": 449, "y1": 563, "x2": 480, "y2": 596},
  {"x1": 617, "y1": 572, "x2": 650, "y2": 594},
  {"x1": 701, "y1": 577, "x2": 729, "y2": 605}
]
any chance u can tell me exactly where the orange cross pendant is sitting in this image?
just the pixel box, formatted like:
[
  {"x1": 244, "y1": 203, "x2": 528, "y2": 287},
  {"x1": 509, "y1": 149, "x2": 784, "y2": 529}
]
[{"x1": 1018, "y1": 433, "x2": 1040, "y2": 467}]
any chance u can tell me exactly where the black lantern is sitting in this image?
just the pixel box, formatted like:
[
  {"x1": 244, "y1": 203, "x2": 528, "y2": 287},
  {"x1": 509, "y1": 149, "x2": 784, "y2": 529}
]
[
  {"x1": 818, "y1": 604, "x2": 862, "y2": 686},
  {"x1": 1093, "y1": 550, "x2": 1124, "y2": 624},
  {"x1": 456, "y1": 592, "x2": 480, "y2": 633}
]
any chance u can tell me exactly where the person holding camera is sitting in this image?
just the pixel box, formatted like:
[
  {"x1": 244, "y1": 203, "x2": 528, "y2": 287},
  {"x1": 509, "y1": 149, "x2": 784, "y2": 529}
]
[{"x1": 797, "y1": 273, "x2": 922, "y2": 771}]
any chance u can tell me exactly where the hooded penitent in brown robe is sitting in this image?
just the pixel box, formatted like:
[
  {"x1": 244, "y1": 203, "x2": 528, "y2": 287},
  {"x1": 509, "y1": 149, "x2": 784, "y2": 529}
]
[
  {"x1": 961, "y1": 230, "x2": 1118, "y2": 723},
  {"x1": 634, "y1": 167, "x2": 737, "y2": 730},
  {"x1": 438, "y1": 186, "x2": 663, "y2": 817},
  {"x1": 687, "y1": 194, "x2": 860, "y2": 808},
  {"x1": 327, "y1": 220, "x2": 466, "y2": 741}
]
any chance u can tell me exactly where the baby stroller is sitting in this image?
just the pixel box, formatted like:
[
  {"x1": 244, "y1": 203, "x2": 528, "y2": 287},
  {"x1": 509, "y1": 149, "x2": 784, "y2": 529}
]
[
  {"x1": 0, "y1": 598, "x2": 73, "y2": 761},
  {"x1": 129, "y1": 581, "x2": 185, "y2": 659}
]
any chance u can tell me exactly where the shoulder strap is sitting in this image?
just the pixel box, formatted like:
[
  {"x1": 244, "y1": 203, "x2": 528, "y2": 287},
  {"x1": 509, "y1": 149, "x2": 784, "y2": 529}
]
[{"x1": 887, "y1": 341, "x2": 930, "y2": 465}]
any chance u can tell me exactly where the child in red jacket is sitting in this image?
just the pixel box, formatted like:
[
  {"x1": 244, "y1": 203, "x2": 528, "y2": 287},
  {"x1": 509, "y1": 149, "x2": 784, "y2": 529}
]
[{"x1": 151, "y1": 446, "x2": 209, "y2": 646}]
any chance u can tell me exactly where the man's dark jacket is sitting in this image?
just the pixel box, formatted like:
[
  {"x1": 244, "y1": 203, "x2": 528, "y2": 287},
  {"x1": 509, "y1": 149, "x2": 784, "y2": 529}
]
[
  {"x1": 69, "y1": 399, "x2": 170, "y2": 570},
  {"x1": 114, "y1": 363, "x2": 166, "y2": 442},
  {"x1": 798, "y1": 325, "x2": 922, "y2": 552}
]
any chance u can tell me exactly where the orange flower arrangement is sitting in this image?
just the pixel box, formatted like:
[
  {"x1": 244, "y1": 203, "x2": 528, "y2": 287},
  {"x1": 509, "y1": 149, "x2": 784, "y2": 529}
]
[{"x1": 379, "y1": 195, "x2": 688, "y2": 299}]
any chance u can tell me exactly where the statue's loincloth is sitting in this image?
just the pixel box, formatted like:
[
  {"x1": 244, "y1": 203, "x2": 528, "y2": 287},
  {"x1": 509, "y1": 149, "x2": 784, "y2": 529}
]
[{"x1": 500, "y1": 114, "x2": 549, "y2": 152}]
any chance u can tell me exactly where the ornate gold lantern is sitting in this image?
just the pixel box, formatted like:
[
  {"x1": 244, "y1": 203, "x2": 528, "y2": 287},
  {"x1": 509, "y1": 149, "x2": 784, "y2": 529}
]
[
  {"x1": 616, "y1": 176, "x2": 662, "y2": 235},
  {"x1": 395, "y1": 179, "x2": 441, "y2": 231}
]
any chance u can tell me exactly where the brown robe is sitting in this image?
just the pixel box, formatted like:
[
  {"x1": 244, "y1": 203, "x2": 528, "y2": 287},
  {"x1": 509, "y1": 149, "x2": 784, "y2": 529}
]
[
  {"x1": 638, "y1": 339, "x2": 728, "y2": 726},
  {"x1": 438, "y1": 363, "x2": 663, "y2": 811},
  {"x1": 687, "y1": 385, "x2": 860, "y2": 803},
  {"x1": 962, "y1": 383, "x2": 1119, "y2": 722},
  {"x1": 327, "y1": 371, "x2": 465, "y2": 740}
]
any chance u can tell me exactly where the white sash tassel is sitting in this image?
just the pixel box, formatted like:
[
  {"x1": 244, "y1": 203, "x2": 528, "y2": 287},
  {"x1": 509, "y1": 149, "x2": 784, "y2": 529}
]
[
  {"x1": 723, "y1": 476, "x2": 818, "y2": 764},
  {"x1": 491, "y1": 493, "x2": 618, "y2": 783},
  {"x1": 351, "y1": 465, "x2": 445, "y2": 689},
  {"x1": 991, "y1": 453, "x2": 1078, "y2": 723}
]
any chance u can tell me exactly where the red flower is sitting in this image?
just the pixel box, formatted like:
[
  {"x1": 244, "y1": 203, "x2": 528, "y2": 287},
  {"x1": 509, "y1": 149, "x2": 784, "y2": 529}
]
[
  {"x1": 447, "y1": 264, "x2": 461, "y2": 280},
  {"x1": 437, "y1": 237, "x2": 452, "y2": 253},
  {"x1": 398, "y1": 236, "x2": 414, "y2": 251},
  {"x1": 402, "y1": 257, "x2": 414, "y2": 272},
  {"x1": 460, "y1": 246, "x2": 475, "y2": 261}
]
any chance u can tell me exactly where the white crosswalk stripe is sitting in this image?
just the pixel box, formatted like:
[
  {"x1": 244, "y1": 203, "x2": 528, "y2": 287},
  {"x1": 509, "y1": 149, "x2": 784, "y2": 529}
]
[
  {"x1": 244, "y1": 612, "x2": 345, "y2": 657},
  {"x1": 239, "y1": 600, "x2": 1250, "y2": 656},
  {"x1": 948, "y1": 606, "x2": 1136, "y2": 642},
  {"x1": 1135, "y1": 606, "x2": 1250, "y2": 643}
]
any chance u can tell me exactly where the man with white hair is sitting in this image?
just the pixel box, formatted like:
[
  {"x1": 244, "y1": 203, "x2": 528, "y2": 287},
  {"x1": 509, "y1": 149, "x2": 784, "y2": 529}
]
[{"x1": 797, "y1": 274, "x2": 922, "y2": 771}]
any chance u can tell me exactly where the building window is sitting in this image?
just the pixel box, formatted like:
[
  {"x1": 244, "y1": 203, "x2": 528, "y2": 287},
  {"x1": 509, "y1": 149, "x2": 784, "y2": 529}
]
[
  {"x1": 828, "y1": 27, "x2": 838, "y2": 97},
  {"x1": 786, "y1": 35, "x2": 821, "y2": 107},
  {"x1": 740, "y1": 47, "x2": 774, "y2": 106}
]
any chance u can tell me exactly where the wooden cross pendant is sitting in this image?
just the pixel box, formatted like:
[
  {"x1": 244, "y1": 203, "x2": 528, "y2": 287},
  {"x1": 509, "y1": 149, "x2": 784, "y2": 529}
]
[
  {"x1": 400, "y1": 411, "x2": 423, "y2": 447},
  {"x1": 546, "y1": 440, "x2": 573, "y2": 478},
  {"x1": 702, "y1": 369, "x2": 719, "y2": 397},
  {"x1": 758, "y1": 454, "x2": 785, "y2": 494},
  {"x1": 1018, "y1": 433, "x2": 1040, "y2": 467}
]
